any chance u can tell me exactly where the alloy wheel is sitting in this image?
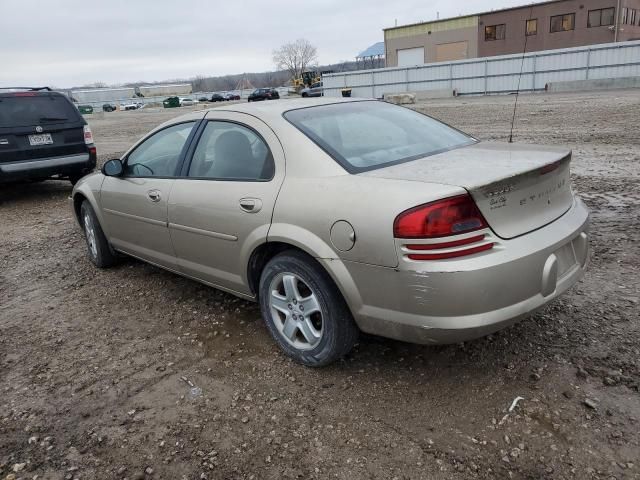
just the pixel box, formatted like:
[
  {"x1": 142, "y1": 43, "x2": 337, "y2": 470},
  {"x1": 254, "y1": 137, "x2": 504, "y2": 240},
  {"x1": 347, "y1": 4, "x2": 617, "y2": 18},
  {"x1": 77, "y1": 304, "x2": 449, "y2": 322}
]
[
  {"x1": 83, "y1": 212, "x2": 98, "y2": 258},
  {"x1": 268, "y1": 272, "x2": 323, "y2": 350}
]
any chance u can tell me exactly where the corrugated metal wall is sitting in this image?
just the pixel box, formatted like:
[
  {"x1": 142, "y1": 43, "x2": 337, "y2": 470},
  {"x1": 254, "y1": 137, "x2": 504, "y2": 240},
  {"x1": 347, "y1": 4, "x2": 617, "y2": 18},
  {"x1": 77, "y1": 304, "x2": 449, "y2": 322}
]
[{"x1": 323, "y1": 40, "x2": 640, "y2": 97}]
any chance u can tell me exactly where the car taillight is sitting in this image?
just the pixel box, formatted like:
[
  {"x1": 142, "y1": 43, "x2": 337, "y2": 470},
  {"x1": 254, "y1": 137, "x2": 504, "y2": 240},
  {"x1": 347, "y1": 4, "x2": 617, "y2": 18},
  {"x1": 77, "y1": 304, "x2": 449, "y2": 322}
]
[
  {"x1": 83, "y1": 125, "x2": 94, "y2": 144},
  {"x1": 394, "y1": 195, "x2": 494, "y2": 260},
  {"x1": 394, "y1": 194, "x2": 488, "y2": 238}
]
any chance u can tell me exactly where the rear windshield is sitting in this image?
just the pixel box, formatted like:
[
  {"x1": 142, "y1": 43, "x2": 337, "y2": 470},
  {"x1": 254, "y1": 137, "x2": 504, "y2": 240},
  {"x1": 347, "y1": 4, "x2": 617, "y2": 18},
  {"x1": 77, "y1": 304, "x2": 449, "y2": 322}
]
[
  {"x1": 284, "y1": 100, "x2": 475, "y2": 173},
  {"x1": 0, "y1": 93, "x2": 82, "y2": 128}
]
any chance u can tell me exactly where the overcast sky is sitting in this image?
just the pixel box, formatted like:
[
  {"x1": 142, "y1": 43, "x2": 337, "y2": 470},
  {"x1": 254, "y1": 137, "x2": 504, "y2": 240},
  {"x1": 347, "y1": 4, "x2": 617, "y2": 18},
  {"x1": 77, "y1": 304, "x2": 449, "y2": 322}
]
[{"x1": 1, "y1": 0, "x2": 529, "y2": 88}]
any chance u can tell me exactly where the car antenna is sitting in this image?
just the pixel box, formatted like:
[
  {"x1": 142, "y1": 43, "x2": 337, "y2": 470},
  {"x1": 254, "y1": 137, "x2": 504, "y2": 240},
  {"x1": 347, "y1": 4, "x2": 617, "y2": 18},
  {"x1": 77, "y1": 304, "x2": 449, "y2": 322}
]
[{"x1": 508, "y1": 5, "x2": 534, "y2": 143}]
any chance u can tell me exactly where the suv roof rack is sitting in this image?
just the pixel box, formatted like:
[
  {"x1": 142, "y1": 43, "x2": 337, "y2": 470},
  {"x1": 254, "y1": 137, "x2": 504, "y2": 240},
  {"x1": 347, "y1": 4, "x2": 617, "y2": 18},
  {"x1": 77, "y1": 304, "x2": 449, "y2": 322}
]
[{"x1": 0, "y1": 86, "x2": 53, "y2": 92}]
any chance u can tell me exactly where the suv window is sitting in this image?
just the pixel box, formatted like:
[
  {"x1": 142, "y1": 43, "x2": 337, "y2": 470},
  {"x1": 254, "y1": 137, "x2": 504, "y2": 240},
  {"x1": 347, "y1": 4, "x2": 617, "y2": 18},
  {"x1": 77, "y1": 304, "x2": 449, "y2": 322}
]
[
  {"x1": 0, "y1": 93, "x2": 81, "y2": 128},
  {"x1": 124, "y1": 122, "x2": 195, "y2": 177},
  {"x1": 187, "y1": 121, "x2": 274, "y2": 180}
]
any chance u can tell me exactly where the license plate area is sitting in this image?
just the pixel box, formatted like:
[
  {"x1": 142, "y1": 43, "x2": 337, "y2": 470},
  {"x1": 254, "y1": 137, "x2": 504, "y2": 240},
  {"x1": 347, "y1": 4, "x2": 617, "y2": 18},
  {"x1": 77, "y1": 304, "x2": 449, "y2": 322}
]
[
  {"x1": 555, "y1": 242, "x2": 577, "y2": 278},
  {"x1": 28, "y1": 133, "x2": 53, "y2": 146}
]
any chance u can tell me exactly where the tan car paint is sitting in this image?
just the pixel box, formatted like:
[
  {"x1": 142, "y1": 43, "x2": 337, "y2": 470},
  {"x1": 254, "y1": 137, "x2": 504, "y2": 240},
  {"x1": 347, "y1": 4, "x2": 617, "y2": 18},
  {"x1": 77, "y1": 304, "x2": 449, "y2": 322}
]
[
  {"x1": 72, "y1": 98, "x2": 589, "y2": 345},
  {"x1": 168, "y1": 111, "x2": 287, "y2": 295},
  {"x1": 101, "y1": 176, "x2": 178, "y2": 269}
]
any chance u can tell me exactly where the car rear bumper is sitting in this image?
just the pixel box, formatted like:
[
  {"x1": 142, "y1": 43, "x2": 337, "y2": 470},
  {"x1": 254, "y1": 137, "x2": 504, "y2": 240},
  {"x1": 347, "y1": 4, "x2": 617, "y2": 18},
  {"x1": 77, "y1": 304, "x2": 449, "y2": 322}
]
[
  {"x1": 330, "y1": 197, "x2": 590, "y2": 344},
  {"x1": 0, "y1": 152, "x2": 95, "y2": 182}
]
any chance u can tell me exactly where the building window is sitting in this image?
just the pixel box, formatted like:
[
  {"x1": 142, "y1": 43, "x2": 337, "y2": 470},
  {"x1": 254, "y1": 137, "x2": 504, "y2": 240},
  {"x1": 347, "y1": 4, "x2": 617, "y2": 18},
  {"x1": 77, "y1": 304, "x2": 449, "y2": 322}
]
[
  {"x1": 622, "y1": 7, "x2": 627, "y2": 24},
  {"x1": 526, "y1": 18, "x2": 538, "y2": 35},
  {"x1": 485, "y1": 24, "x2": 506, "y2": 41},
  {"x1": 630, "y1": 9, "x2": 637, "y2": 25},
  {"x1": 588, "y1": 7, "x2": 615, "y2": 27},
  {"x1": 550, "y1": 13, "x2": 575, "y2": 32}
]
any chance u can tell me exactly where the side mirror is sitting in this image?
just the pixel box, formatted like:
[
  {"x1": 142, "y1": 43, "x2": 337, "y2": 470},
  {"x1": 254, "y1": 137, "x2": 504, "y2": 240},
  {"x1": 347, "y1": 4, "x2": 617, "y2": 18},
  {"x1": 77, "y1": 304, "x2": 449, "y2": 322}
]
[{"x1": 102, "y1": 159, "x2": 124, "y2": 177}]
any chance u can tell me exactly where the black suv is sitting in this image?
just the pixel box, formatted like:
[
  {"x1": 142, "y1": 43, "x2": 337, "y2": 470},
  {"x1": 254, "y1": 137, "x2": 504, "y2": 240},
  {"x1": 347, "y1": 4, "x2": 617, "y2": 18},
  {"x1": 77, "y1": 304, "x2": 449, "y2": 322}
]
[
  {"x1": 0, "y1": 87, "x2": 97, "y2": 185},
  {"x1": 247, "y1": 88, "x2": 280, "y2": 102}
]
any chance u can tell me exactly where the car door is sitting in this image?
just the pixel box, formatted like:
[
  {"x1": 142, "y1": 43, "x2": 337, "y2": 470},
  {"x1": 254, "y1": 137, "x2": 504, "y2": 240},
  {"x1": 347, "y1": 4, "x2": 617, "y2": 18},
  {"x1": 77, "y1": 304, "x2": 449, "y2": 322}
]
[
  {"x1": 168, "y1": 112, "x2": 285, "y2": 296},
  {"x1": 310, "y1": 82, "x2": 322, "y2": 97},
  {"x1": 100, "y1": 121, "x2": 197, "y2": 269}
]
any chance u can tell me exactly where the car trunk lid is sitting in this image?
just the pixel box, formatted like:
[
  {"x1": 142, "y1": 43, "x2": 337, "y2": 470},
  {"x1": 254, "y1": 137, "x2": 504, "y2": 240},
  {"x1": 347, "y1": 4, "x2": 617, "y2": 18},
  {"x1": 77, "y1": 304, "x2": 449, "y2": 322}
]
[{"x1": 361, "y1": 142, "x2": 574, "y2": 239}]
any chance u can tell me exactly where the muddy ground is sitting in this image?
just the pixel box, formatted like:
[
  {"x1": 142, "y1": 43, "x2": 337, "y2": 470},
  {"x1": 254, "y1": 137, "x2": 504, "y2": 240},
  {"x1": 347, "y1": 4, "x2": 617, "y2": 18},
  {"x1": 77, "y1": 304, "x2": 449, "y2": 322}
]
[{"x1": 1, "y1": 90, "x2": 639, "y2": 480}]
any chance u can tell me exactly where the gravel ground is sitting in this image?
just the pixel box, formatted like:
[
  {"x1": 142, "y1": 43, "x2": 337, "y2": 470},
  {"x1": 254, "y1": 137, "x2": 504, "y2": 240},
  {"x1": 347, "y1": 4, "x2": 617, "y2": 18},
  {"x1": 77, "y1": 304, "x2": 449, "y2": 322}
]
[{"x1": 1, "y1": 90, "x2": 639, "y2": 480}]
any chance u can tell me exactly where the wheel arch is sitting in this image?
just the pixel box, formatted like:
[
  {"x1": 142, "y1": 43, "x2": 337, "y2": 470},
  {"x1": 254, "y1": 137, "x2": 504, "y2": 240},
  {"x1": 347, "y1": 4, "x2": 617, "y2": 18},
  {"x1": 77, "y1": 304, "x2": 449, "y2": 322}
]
[
  {"x1": 71, "y1": 175, "x2": 107, "y2": 230},
  {"x1": 246, "y1": 239, "x2": 364, "y2": 319}
]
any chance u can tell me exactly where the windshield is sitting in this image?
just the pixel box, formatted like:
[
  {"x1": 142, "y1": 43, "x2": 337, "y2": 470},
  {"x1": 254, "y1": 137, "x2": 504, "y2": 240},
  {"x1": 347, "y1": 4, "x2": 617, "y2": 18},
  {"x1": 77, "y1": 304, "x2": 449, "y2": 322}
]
[
  {"x1": 0, "y1": 93, "x2": 81, "y2": 128},
  {"x1": 284, "y1": 100, "x2": 475, "y2": 173}
]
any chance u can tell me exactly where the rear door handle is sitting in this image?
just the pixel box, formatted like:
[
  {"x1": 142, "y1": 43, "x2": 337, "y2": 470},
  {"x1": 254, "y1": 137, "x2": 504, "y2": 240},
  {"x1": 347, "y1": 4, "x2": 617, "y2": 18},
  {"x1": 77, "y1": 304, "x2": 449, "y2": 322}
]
[
  {"x1": 147, "y1": 189, "x2": 161, "y2": 202},
  {"x1": 239, "y1": 198, "x2": 262, "y2": 213}
]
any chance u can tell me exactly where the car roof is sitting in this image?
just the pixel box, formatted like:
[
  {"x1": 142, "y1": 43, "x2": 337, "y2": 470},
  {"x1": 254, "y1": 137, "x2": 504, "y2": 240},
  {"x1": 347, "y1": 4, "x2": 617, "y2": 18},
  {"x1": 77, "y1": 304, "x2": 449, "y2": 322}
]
[
  {"x1": 215, "y1": 97, "x2": 370, "y2": 119},
  {"x1": 154, "y1": 97, "x2": 374, "y2": 133}
]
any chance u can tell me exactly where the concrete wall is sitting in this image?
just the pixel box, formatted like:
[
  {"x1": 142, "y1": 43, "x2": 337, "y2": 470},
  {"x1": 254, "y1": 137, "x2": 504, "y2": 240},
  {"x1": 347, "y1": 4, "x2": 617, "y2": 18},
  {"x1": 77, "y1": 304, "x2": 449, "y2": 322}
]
[
  {"x1": 384, "y1": 16, "x2": 478, "y2": 67},
  {"x1": 546, "y1": 75, "x2": 640, "y2": 90},
  {"x1": 478, "y1": 0, "x2": 640, "y2": 57},
  {"x1": 322, "y1": 40, "x2": 640, "y2": 98}
]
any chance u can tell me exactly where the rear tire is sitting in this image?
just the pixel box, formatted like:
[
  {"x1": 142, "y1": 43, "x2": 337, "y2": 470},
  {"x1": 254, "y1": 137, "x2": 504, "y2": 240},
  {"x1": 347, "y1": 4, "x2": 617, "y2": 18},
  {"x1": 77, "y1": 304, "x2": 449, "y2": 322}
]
[
  {"x1": 258, "y1": 250, "x2": 359, "y2": 367},
  {"x1": 80, "y1": 200, "x2": 118, "y2": 268}
]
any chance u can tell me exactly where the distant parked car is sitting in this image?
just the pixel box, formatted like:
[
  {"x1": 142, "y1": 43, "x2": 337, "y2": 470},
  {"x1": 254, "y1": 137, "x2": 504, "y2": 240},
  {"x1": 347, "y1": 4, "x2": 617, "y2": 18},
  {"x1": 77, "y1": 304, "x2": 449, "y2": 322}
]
[
  {"x1": 198, "y1": 96, "x2": 209, "y2": 102},
  {"x1": 163, "y1": 96, "x2": 180, "y2": 108},
  {"x1": 210, "y1": 93, "x2": 225, "y2": 102},
  {"x1": 120, "y1": 101, "x2": 142, "y2": 111},
  {"x1": 76, "y1": 105, "x2": 94, "y2": 114},
  {"x1": 224, "y1": 92, "x2": 241, "y2": 101},
  {"x1": 301, "y1": 82, "x2": 323, "y2": 98},
  {"x1": 0, "y1": 87, "x2": 96, "y2": 185},
  {"x1": 248, "y1": 88, "x2": 279, "y2": 102},
  {"x1": 102, "y1": 103, "x2": 117, "y2": 112},
  {"x1": 179, "y1": 97, "x2": 195, "y2": 106}
]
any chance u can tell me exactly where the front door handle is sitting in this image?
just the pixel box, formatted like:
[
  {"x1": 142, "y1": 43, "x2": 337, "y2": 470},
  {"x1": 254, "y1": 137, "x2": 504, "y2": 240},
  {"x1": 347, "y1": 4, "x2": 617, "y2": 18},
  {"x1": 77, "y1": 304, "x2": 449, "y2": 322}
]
[
  {"x1": 147, "y1": 189, "x2": 161, "y2": 202},
  {"x1": 239, "y1": 198, "x2": 262, "y2": 213}
]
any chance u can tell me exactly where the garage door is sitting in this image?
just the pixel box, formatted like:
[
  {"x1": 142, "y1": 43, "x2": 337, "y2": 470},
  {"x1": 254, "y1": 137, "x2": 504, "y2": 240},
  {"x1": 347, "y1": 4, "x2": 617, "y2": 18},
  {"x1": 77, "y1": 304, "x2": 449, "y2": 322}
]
[
  {"x1": 435, "y1": 41, "x2": 468, "y2": 62},
  {"x1": 397, "y1": 47, "x2": 425, "y2": 67}
]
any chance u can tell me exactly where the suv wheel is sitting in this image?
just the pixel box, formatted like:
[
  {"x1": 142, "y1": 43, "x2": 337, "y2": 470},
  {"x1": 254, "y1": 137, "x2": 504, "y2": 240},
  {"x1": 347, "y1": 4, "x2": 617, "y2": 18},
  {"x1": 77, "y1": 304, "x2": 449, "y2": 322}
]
[
  {"x1": 80, "y1": 200, "x2": 118, "y2": 268},
  {"x1": 259, "y1": 250, "x2": 359, "y2": 367}
]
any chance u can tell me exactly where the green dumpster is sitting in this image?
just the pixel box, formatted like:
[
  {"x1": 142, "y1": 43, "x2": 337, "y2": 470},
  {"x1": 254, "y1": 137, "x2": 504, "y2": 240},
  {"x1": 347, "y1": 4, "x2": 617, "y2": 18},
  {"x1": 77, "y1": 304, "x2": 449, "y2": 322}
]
[
  {"x1": 163, "y1": 96, "x2": 180, "y2": 108},
  {"x1": 77, "y1": 105, "x2": 94, "y2": 114}
]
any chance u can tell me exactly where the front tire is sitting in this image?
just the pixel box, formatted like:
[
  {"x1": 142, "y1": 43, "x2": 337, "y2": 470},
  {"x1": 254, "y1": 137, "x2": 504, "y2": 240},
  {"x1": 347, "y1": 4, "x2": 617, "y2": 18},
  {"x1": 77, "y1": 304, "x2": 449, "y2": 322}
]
[
  {"x1": 80, "y1": 200, "x2": 118, "y2": 268},
  {"x1": 259, "y1": 250, "x2": 359, "y2": 367}
]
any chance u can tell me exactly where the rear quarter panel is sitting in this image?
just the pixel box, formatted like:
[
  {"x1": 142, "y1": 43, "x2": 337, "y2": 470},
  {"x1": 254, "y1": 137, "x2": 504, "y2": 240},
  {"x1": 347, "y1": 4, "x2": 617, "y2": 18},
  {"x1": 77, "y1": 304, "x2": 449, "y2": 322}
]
[{"x1": 270, "y1": 173, "x2": 465, "y2": 268}]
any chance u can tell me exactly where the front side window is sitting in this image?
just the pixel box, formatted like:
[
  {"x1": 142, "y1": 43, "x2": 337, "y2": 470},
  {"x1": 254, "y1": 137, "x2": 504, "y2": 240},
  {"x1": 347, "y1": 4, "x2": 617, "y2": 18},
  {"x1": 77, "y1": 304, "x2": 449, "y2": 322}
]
[
  {"x1": 588, "y1": 8, "x2": 615, "y2": 27},
  {"x1": 124, "y1": 122, "x2": 195, "y2": 177},
  {"x1": 550, "y1": 13, "x2": 575, "y2": 32},
  {"x1": 485, "y1": 24, "x2": 506, "y2": 40},
  {"x1": 284, "y1": 101, "x2": 475, "y2": 173},
  {"x1": 526, "y1": 18, "x2": 538, "y2": 35},
  {"x1": 187, "y1": 121, "x2": 274, "y2": 180}
]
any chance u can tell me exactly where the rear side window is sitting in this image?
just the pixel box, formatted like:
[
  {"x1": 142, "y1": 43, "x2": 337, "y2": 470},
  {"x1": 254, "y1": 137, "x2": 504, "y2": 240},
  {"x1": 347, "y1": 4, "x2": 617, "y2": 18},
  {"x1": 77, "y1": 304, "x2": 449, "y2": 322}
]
[
  {"x1": 284, "y1": 101, "x2": 475, "y2": 173},
  {"x1": 0, "y1": 94, "x2": 81, "y2": 128},
  {"x1": 188, "y1": 121, "x2": 274, "y2": 180}
]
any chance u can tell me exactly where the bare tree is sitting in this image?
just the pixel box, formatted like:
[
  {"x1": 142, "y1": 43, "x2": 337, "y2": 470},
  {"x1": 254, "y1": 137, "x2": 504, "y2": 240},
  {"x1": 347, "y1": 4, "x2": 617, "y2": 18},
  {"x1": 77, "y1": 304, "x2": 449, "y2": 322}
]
[{"x1": 272, "y1": 39, "x2": 318, "y2": 80}]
